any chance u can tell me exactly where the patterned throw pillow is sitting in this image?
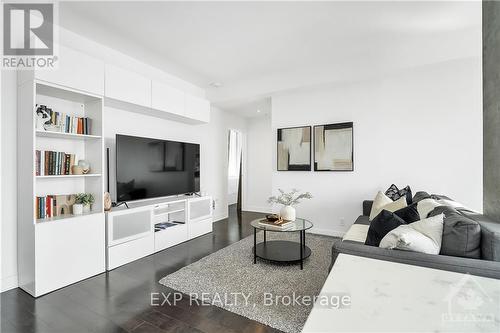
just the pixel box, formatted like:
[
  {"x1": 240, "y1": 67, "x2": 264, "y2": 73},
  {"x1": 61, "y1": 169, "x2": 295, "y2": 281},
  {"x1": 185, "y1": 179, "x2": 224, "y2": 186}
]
[{"x1": 385, "y1": 184, "x2": 412, "y2": 204}]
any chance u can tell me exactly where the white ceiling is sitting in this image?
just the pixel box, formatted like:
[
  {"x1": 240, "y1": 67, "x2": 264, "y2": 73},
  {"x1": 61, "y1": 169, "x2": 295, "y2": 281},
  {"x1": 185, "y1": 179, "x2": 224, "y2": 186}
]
[{"x1": 59, "y1": 1, "x2": 481, "y2": 116}]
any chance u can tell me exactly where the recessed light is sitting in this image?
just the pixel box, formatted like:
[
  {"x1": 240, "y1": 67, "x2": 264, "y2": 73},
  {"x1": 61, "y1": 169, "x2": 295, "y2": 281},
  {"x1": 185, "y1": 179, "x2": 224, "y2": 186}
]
[
  {"x1": 209, "y1": 82, "x2": 223, "y2": 88},
  {"x1": 257, "y1": 109, "x2": 261, "y2": 113}
]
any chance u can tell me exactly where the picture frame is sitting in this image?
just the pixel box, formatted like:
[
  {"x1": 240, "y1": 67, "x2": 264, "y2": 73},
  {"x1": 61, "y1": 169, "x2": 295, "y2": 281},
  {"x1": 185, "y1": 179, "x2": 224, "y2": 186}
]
[
  {"x1": 277, "y1": 126, "x2": 312, "y2": 171},
  {"x1": 314, "y1": 122, "x2": 354, "y2": 171}
]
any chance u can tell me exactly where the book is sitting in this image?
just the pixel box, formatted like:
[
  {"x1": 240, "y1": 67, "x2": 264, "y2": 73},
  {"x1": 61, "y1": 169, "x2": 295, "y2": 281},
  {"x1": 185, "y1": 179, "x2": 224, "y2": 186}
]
[
  {"x1": 258, "y1": 219, "x2": 294, "y2": 229},
  {"x1": 35, "y1": 150, "x2": 77, "y2": 176}
]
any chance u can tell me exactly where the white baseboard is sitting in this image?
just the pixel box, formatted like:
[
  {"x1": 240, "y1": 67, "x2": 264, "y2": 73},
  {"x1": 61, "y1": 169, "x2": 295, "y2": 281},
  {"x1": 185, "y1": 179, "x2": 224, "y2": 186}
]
[
  {"x1": 243, "y1": 206, "x2": 269, "y2": 214},
  {"x1": 1, "y1": 274, "x2": 18, "y2": 292},
  {"x1": 213, "y1": 214, "x2": 228, "y2": 223},
  {"x1": 308, "y1": 227, "x2": 345, "y2": 238}
]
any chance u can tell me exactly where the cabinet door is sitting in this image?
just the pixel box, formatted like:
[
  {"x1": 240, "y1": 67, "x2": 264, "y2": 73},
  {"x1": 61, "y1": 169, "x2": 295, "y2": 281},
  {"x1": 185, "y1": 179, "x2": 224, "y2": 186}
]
[
  {"x1": 36, "y1": 46, "x2": 104, "y2": 95},
  {"x1": 107, "y1": 207, "x2": 153, "y2": 247},
  {"x1": 185, "y1": 94, "x2": 210, "y2": 123},
  {"x1": 151, "y1": 80, "x2": 185, "y2": 116},
  {"x1": 35, "y1": 213, "x2": 106, "y2": 296},
  {"x1": 105, "y1": 65, "x2": 151, "y2": 107}
]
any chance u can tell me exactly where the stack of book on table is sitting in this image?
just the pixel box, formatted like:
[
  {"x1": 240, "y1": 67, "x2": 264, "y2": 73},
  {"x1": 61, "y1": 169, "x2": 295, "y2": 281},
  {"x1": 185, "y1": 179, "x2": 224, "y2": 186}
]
[{"x1": 258, "y1": 218, "x2": 295, "y2": 230}]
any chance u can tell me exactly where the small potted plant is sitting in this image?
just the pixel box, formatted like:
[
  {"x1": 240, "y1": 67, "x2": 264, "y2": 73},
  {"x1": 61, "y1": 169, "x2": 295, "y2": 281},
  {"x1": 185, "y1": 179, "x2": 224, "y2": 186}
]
[
  {"x1": 74, "y1": 193, "x2": 95, "y2": 215},
  {"x1": 268, "y1": 189, "x2": 312, "y2": 221}
]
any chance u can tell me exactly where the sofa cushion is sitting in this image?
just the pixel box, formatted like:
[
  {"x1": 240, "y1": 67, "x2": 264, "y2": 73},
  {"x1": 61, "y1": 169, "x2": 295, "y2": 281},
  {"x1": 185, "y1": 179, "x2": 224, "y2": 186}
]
[
  {"x1": 393, "y1": 203, "x2": 420, "y2": 223},
  {"x1": 379, "y1": 214, "x2": 444, "y2": 255},
  {"x1": 428, "y1": 206, "x2": 481, "y2": 259},
  {"x1": 365, "y1": 210, "x2": 406, "y2": 246},
  {"x1": 413, "y1": 191, "x2": 431, "y2": 203},
  {"x1": 369, "y1": 192, "x2": 407, "y2": 221},
  {"x1": 417, "y1": 198, "x2": 443, "y2": 218},
  {"x1": 342, "y1": 224, "x2": 369, "y2": 243},
  {"x1": 478, "y1": 220, "x2": 500, "y2": 261}
]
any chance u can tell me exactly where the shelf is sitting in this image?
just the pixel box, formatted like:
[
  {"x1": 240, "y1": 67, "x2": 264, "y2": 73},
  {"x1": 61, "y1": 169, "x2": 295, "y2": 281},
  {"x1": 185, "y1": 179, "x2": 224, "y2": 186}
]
[
  {"x1": 36, "y1": 130, "x2": 102, "y2": 140},
  {"x1": 154, "y1": 222, "x2": 184, "y2": 232},
  {"x1": 36, "y1": 174, "x2": 102, "y2": 179},
  {"x1": 35, "y1": 210, "x2": 102, "y2": 224},
  {"x1": 154, "y1": 208, "x2": 185, "y2": 218}
]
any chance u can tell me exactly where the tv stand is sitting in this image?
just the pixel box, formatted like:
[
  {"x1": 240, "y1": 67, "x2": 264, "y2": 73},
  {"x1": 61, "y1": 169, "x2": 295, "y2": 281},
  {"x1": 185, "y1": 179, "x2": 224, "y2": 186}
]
[{"x1": 105, "y1": 195, "x2": 213, "y2": 270}]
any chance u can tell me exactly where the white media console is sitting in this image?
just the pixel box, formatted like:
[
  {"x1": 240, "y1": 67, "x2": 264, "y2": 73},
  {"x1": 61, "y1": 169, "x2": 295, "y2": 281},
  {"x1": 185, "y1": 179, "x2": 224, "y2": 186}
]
[{"x1": 105, "y1": 195, "x2": 213, "y2": 270}]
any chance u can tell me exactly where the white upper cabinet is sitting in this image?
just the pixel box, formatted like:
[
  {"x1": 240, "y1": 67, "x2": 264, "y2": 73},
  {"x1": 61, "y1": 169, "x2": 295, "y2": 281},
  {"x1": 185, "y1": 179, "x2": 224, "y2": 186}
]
[
  {"x1": 26, "y1": 45, "x2": 104, "y2": 95},
  {"x1": 185, "y1": 94, "x2": 210, "y2": 123},
  {"x1": 105, "y1": 65, "x2": 151, "y2": 107},
  {"x1": 151, "y1": 80, "x2": 185, "y2": 116}
]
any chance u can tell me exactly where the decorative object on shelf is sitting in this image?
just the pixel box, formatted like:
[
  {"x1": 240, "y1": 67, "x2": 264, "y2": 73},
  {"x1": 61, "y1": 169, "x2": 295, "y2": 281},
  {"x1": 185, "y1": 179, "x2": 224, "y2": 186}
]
[
  {"x1": 75, "y1": 193, "x2": 95, "y2": 214},
  {"x1": 104, "y1": 192, "x2": 112, "y2": 211},
  {"x1": 36, "y1": 103, "x2": 92, "y2": 135},
  {"x1": 56, "y1": 195, "x2": 76, "y2": 216},
  {"x1": 277, "y1": 126, "x2": 311, "y2": 171},
  {"x1": 268, "y1": 189, "x2": 312, "y2": 221},
  {"x1": 314, "y1": 122, "x2": 354, "y2": 171},
  {"x1": 73, "y1": 203, "x2": 84, "y2": 215},
  {"x1": 35, "y1": 105, "x2": 50, "y2": 131},
  {"x1": 78, "y1": 160, "x2": 90, "y2": 174},
  {"x1": 72, "y1": 165, "x2": 83, "y2": 175}
]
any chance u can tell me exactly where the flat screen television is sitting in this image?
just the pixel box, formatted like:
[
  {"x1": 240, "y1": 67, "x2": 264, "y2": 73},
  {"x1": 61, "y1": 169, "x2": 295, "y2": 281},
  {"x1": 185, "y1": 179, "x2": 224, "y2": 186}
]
[{"x1": 116, "y1": 134, "x2": 200, "y2": 202}]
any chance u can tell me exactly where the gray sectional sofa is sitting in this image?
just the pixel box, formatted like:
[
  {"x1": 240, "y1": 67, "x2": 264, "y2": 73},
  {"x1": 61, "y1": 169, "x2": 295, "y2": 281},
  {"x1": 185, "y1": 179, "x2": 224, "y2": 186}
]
[{"x1": 331, "y1": 195, "x2": 500, "y2": 279}]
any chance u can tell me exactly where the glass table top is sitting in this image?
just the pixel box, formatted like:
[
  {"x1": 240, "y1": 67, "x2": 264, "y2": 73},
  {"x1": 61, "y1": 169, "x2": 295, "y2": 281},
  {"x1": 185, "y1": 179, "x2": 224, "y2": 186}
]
[{"x1": 251, "y1": 217, "x2": 313, "y2": 232}]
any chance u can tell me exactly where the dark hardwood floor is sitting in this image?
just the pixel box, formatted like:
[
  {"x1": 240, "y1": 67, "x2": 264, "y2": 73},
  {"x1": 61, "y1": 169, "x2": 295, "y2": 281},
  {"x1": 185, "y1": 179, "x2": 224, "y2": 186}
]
[{"x1": 1, "y1": 206, "x2": 283, "y2": 333}]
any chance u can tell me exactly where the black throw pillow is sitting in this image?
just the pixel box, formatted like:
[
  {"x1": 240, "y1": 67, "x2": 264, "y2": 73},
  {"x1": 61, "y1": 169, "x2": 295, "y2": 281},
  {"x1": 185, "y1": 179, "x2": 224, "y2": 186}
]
[
  {"x1": 385, "y1": 184, "x2": 412, "y2": 205},
  {"x1": 393, "y1": 203, "x2": 420, "y2": 223},
  {"x1": 365, "y1": 210, "x2": 406, "y2": 247}
]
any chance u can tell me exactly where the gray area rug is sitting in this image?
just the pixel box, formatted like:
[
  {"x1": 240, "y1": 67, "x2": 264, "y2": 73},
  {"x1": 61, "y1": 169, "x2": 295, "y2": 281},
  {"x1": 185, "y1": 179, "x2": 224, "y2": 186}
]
[{"x1": 159, "y1": 232, "x2": 337, "y2": 333}]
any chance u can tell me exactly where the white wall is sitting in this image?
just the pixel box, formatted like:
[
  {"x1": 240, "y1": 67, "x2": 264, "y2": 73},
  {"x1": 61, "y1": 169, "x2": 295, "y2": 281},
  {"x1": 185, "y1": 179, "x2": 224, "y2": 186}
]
[
  {"x1": 246, "y1": 114, "x2": 273, "y2": 212},
  {"x1": 271, "y1": 58, "x2": 483, "y2": 236},
  {"x1": 1, "y1": 71, "x2": 19, "y2": 291}
]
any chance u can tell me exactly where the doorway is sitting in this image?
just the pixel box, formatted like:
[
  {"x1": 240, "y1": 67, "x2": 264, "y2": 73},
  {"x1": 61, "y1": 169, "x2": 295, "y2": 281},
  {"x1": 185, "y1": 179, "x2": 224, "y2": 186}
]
[{"x1": 228, "y1": 129, "x2": 243, "y2": 213}]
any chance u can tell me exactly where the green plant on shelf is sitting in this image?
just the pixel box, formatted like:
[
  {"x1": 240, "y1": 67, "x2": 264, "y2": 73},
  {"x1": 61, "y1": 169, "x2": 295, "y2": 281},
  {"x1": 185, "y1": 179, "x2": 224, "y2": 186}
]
[{"x1": 75, "y1": 193, "x2": 95, "y2": 206}]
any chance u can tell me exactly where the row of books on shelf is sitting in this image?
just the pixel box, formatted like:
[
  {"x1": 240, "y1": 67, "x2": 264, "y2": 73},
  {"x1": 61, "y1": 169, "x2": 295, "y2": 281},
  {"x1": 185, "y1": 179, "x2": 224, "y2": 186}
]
[
  {"x1": 35, "y1": 150, "x2": 77, "y2": 176},
  {"x1": 37, "y1": 104, "x2": 92, "y2": 135},
  {"x1": 35, "y1": 194, "x2": 75, "y2": 220}
]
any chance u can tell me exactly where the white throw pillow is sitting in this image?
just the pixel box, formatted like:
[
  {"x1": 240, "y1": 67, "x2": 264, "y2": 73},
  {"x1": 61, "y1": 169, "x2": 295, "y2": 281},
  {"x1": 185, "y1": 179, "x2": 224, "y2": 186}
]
[
  {"x1": 369, "y1": 191, "x2": 407, "y2": 221},
  {"x1": 417, "y1": 198, "x2": 443, "y2": 219},
  {"x1": 379, "y1": 213, "x2": 445, "y2": 254}
]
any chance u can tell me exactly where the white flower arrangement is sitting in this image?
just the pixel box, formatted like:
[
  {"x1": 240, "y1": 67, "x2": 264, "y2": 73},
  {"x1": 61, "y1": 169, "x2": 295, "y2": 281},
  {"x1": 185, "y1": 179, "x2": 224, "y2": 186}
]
[{"x1": 268, "y1": 189, "x2": 313, "y2": 207}]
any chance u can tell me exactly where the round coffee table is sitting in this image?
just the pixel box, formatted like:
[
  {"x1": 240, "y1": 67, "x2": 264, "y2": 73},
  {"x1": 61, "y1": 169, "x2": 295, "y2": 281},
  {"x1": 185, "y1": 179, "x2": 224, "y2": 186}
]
[{"x1": 250, "y1": 217, "x2": 313, "y2": 270}]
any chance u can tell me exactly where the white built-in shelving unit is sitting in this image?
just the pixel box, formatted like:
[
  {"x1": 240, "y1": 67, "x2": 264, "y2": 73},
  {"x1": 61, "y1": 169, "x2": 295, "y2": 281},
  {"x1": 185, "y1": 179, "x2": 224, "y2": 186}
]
[
  {"x1": 17, "y1": 79, "x2": 106, "y2": 297},
  {"x1": 16, "y1": 44, "x2": 212, "y2": 297}
]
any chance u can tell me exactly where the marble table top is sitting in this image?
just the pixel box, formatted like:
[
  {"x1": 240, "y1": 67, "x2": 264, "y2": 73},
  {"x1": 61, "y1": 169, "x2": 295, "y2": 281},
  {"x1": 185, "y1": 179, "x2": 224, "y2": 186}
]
[{"x1": 303, "y1": 254, "x2": 500, "y2": 333}]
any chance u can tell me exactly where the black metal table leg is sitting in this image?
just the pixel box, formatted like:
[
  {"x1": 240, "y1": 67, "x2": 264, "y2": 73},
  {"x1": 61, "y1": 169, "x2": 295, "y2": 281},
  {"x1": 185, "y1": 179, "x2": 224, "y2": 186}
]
[
  {"x1": 300, "y1": 230, "x2": 304, "y2": 270},
  {"x1": 303, "y1": 230, "x2": 306, "y2": 249},
  {"x1": 253, "y1": 228, "x2": 257, "y2": 264},
  {"x1": 264, "y1": 230, "x2": 266, "y2": 243}
]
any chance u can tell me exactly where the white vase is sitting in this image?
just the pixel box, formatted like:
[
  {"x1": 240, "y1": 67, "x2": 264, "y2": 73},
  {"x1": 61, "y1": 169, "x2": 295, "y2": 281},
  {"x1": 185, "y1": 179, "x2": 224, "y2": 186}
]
[
  {"x1": 83, "y1": 204, "x2": 91, "y2": 213},
  {"x1": 73, "y1": 204, "x2": 83, "y2": 215},
  {"x1": 280, "y1": 205, "x2": 296, "y2": 221}
]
